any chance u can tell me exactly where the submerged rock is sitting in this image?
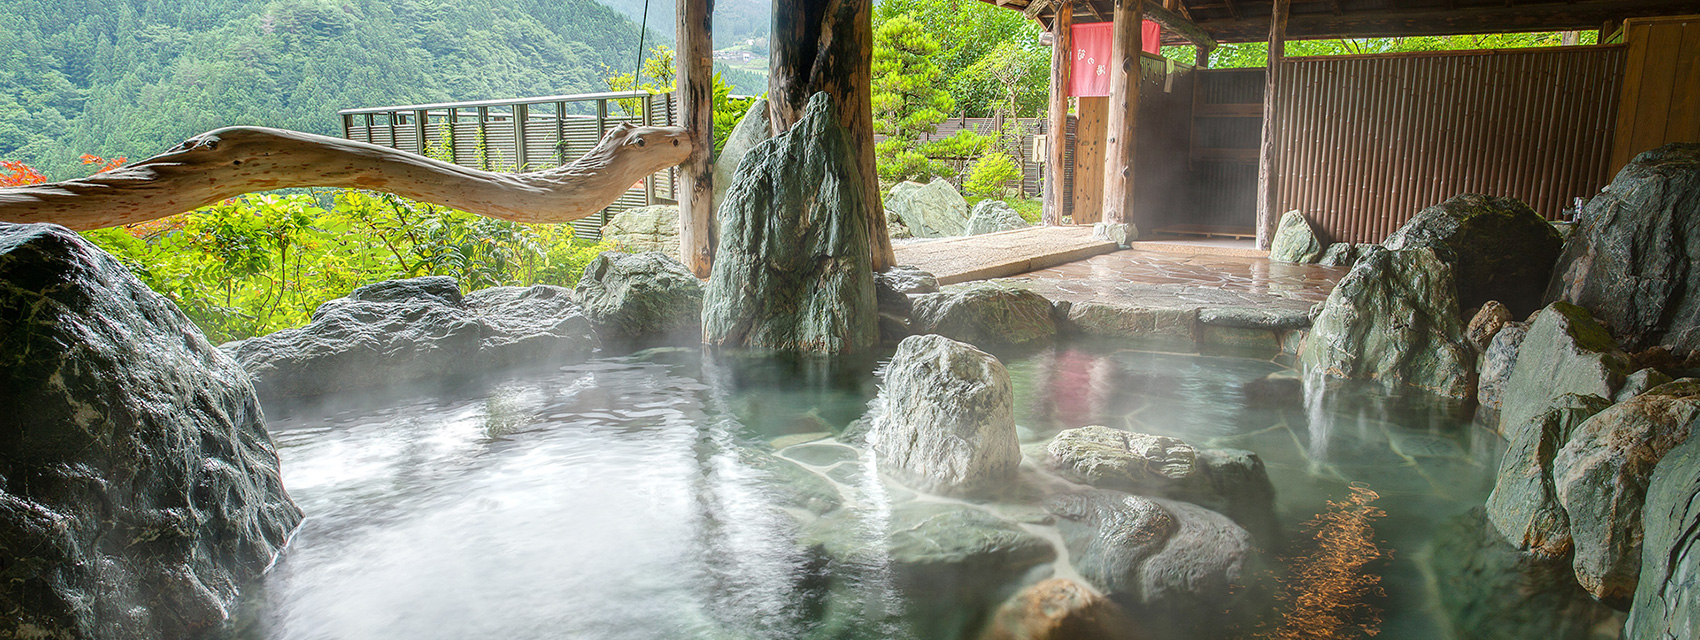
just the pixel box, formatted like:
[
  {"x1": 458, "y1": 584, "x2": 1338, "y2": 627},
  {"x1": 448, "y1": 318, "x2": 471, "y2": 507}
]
[
  {"x1": 1428, "y1": 508, "x2": 1618, "y2": 640},
  {"x1": 869, "y1": 335, "x2": 1020, "y2": 496},
  {"x1": 1043, "y1": 426, "x2": 1196, "y2": 492},
  {"x1": 1476, "y1": 321, "x2": 1529, "y2": 410},
  {"x1": 966, "y1": 200, "x2": 1029, "y2": 235},
  {"x1": 1547, "y1": 144, "x2": 1700, "y2": 357},
  {"x1": 1554, "y1": 382, "x2": 1700, "y2": 607},
  {"x1": 885, "y1": 178, "x2": 970, "y2": 238},
  {"x1": 1485, "y1": 393, "x2": 1611, "y2": 558},
  {"x1": 702, "y1": 93, "x2": 879, "y2": 353},
  {"x1": 1299, "y1": 246, "x2": 1475, "y2": 399},
  {"x1": 1047, "y1": 490, "x2": 1255, "y2": 618},
  {"x1": 711, "y1": 97, "x2": 771, "y2": 214},
  {"x1": 574, "y1": 251, "x2": 703, "y2": 342},
  {"x1": 1496, "y1": 302, "x2": 1630, "y2": 437},
  {"x1": 1269, "y1": 210, "x2": 1325, "y2": 263},
  {"x1": 0, "y1": 223, "x2": 302, "y2": 638},
  {"x1": 600, "y1": 204, "x2": 681, "y2": 257},
  {"x1": 1625, "y1": 431, "x2": 1700, "y2": 639},
  {"x1": 229, "y1": 277, "x2": 596, "y2": 399},
  {"x1": 981, "y1": 579, "x2": 1138, "y2": 640},
  {"x1": 1382, "y1": 193, "x2": 1562, "y2": 317},
  {"x1": 911, "y1": 283, "x2": 1056, "y2": 347}
]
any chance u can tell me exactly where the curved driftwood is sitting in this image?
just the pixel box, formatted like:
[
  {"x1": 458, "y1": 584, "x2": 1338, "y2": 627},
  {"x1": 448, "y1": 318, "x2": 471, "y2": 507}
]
[{"x1": 0, "y1": 123, "x2": 692, "y2": 230}]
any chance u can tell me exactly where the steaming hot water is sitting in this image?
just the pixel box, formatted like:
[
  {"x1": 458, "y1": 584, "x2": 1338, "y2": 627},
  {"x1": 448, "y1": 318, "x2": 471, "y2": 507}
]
[{"x1": 223, "y1": 344, "x2": 1504, "y2": 639}]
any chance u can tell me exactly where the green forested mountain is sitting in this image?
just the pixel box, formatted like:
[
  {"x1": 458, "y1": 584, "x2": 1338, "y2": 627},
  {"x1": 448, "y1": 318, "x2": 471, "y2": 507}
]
[{"x1": 0, "y1": 0, "x2": 672, "y2": 179}]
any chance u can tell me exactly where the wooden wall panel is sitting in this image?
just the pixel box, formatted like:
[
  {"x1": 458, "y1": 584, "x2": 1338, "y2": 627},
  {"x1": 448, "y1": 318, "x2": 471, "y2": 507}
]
[
  {"x1": 1072, "y1": 97, "x2": 1108, "y2": 224},
  {"x1": 1612, "y1": 15, "x2": 1700, "y2": 172}
]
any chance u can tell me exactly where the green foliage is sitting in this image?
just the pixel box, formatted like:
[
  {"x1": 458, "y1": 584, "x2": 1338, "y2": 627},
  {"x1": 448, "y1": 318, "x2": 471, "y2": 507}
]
[
  {"x1": 872, "y1": 13, "x2": 955, "y2": 183},
  {"x1": 963, "y1": 151, "x2": 1021, "y2": 199},
  {"x1": 874, "y1": 0, "x2": 1045, "y2": 119},
  {"x1": 1177, "y1": 31, "x2": 1602, "y2": 69},
  {"x1": 711, "y1": 76, "x2": 757, "y2": 156},
  {"x1": 82, "y1": 190, "x2": 608, "y2": 343}
]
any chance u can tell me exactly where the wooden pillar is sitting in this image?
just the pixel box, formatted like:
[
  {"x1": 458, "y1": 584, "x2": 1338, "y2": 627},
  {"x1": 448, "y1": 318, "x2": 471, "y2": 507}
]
[
  {"x1": 678, "y1": 0, "x2": 715, "y2": 276},
  {"x1": 1043, "y1": 3, "x2": 1074, "y2": 226},
  {"x1": 769, "y1": 0, "x2": 895, "y2": 271},
  {"x1": 1195, "y1": 43, "x2": 1213, "y2": 68},
  {"x1": 1255, "y1": 0, "x2": 1288, "y2": 250},
  {"x1": 1102, "y1": 0, "x2": 1143, "y2": 226}
]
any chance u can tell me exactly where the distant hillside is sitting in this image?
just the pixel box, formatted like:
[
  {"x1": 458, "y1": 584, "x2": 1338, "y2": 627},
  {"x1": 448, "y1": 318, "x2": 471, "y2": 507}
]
[
  {"x1": 0, "y1": 0, "x2": 678, "y2": 179},
  {"x1": 598, "y1": 0, "x2": 773, "y2": 48}
]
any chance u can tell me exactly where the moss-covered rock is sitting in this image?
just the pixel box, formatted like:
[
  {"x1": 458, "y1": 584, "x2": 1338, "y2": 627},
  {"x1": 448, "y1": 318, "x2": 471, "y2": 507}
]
[
  {"x1": 1269, "y1": 210, "x2": 1325, "y2": 263},
  {"x1": 1497, "y1": 302, "x2": 1630, "y2": 437},
  {"x1": 1383, "y1": 193, "x2": 1562, "y2": 317},
  {"x1": 1486, "y1": 393, "x2": 1611, "y2": 558},
  {"x1": 1625, "y1": 431, "x2": 1700, "y2": 639}
]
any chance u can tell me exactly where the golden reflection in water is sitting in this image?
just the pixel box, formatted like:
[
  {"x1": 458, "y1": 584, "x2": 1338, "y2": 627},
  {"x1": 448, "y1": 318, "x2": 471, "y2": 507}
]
[{"x1": 1264, "y1": 484, "x2": 1388, "y2": 640}]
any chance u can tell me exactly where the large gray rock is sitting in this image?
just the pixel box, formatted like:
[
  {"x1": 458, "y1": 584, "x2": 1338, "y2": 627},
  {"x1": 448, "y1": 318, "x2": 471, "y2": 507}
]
[
  {"x1": 1486, "y1": 393, "x2": 1612, "y2": 558},
  {"x1": 1554, "y1": 382, "x2": 1700, "y2": 607},
  {"x1": 1428, "y1": 508, "x2": 1618, "y2": 640},
  {"x1": 1299, "y1": 246, "x2": 1475, "y2": 398},
  {"x1": 0, "y1": 223, "x2": 302, "y2": 638},
  {"x1": 1382, "y1": 194, "x2": 1563, "y2": 317},
  {"x1": 711, "y1": 97, "x2": 770, "y2": 214},
  {"x1": 965, "y1": 200, "x2": 1029, "y2": 235},
  {"x1": 1269, "y1": 210, "x2": 1325, "y2": 263},
  {"x1": 885, "y1": 178, "x2": 970, "y2": 238},
  {"x1": 702, "y1": 93, "x2": 879, "y2": 353},
  {"x1": 1043, "y1": 426, "x2": 1197, "y2": 492},
  {"x1": 1046, "y1": 490, "x2": 1255, "y2": 617},
  {"x1": 1625, "y1": 430, "x2": 1700, "y2": 639},
  {"x1": 868, "y1": 335, "x2": 1021, "y2": 496},
  {"x1": 876, "y1": 265, "x2": 939, "y2": 295},
  {"x1": 574, "y1": 251, "x2": 703, "y2": 341},
  {"x1": 600, "y1": 204, "x2": 680, "y2": 257},
  {"x1": 911, "y1": 283, "x2": 1057, "y2": 347},
  {"x1": 1548, "y1": 144, "x2": 1700, "y2": 357},
  {"x1": 1496, "y1": 302, "x2": 1631, "y2": 437},
  {"x1": 1476, "y1": 321, "x2": 1529, "y2": 410},
  {"x1": 229, "y1": 277, "x2": 596, "y2": 399}
]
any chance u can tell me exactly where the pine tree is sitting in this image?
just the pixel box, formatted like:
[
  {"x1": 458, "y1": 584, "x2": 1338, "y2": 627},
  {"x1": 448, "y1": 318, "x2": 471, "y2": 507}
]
[{"x1": 870, "y1": 13, "x2": 954, "y2": 183}]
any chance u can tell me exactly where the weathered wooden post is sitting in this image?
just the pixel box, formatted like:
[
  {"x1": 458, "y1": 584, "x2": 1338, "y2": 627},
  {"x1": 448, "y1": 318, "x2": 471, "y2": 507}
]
[
  {"x1": 1043, "y1": 1, "x2": 1074, "y2": 226},
  {"x1": 678, "y1": 0, "x2": 716, "y2": 276},
  {"x1": 768, "y1": 0, "x2": 896, "y2": 271},
  {"x1": 1255, "y1": 0, "x2": 1288, "y2": 250},
  {"x1": 1102, "y1": 0, "x2": 1143, "y2": 227}
]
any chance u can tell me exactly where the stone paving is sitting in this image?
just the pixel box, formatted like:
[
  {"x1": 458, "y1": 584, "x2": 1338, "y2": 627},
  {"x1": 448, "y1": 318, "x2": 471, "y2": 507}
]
[{"x1": 996, "y1": 248, "x2": 1347, "y2": 311}]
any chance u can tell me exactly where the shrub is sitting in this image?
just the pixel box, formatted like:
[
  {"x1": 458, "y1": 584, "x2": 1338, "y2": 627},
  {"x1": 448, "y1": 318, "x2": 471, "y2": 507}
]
[{"x1": 963, "y1": 152, "x2": 1021, "y2": 198}]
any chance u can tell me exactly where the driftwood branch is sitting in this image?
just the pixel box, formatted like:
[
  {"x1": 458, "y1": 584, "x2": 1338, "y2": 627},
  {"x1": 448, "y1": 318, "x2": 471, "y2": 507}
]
[{"x1": 0, "y1": 124, "x2": 692, "y2": 230}]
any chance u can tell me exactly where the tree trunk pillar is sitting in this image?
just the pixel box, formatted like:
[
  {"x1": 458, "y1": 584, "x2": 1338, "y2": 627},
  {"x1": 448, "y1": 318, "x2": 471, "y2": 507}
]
[
  {"x1": 1255, "y1": 0, "x2": 1288, "y2": 250},
  {"x1": 678, "y1": 0, "x2": 716, "y2": 276},
  {"x1": 1102, "y1": 0, "x2": 1143, "y2": 226},
  {"x1": 1043, "y1": 2, "x2": 1074, "y2": 226}
]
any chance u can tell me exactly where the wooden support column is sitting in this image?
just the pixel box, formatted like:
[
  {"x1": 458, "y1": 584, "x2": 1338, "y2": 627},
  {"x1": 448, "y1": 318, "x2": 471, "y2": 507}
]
[
  {"x1": 678, "y1": 0, "x2": 716, "y2": 276},
  {"x1": 769, "y1": 0, "x2": 895, "y2": 271},
  {"x1": 1255, "y1": 0, "x2": 1288, "y2": 250},
  {"x1": 1102, "y1": 0, "x2": 1143, "y2": 226},
  {"x1": 1195, "y1": 43, "x2": 1214, "y2": 68},
  {"x1": 1043, "y1": 3, "x2": 1073, "y2": 226}
]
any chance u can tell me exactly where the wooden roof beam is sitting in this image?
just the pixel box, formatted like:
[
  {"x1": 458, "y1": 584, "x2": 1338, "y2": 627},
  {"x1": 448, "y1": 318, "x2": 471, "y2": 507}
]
[
  {"x1": 1144, "y1": 1, "x2": 1219, "y2": 50},
  {"x1": 1195, "y1": 0, "x2": 1700, "y2": 42}
]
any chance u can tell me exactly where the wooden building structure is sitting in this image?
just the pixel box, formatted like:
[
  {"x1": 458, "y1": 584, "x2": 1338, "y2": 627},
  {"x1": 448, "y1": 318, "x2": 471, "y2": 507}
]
[{"x1": 970, "y1": 0, "x2": 1700, "y2": 248}]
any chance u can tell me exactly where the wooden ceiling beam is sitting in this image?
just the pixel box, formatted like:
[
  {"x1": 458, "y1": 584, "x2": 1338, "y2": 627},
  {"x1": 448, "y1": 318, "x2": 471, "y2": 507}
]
[
  {"x1": 1144, "y1": 1, "x2": 1219, "y2": 50},
  {"x1": 1194, "y1": 0, "x2": 1700, "y2": 42}
]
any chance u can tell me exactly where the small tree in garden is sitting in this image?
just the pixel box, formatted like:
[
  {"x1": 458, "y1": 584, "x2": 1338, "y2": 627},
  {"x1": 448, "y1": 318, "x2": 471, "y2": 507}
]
[
  {"x1": 872, "y1": 13, "x2": 955, "y2": 183},
  {"x1": 963, "y1": 151, "x2": 1021, "y2": 198}
]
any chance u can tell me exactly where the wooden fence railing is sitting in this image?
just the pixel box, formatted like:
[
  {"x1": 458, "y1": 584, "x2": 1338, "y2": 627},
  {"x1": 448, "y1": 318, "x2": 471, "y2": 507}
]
[{"x1": 339, "y1": 90, "x2": 678, "y2": 240}]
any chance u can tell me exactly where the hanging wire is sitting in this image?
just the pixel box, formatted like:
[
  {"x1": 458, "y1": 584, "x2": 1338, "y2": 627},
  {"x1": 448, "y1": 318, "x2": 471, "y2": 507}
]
[{"x1": 632, "y1": 0, "x2": 652, "y2": 106}]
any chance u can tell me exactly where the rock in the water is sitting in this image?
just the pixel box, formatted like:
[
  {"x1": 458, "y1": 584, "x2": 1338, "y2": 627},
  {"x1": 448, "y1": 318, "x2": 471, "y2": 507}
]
[
  {"x1": 1625, "y1": 431, "x2": 1700, "y2": 639},
  {"x1": 575, "y1": 251, "x2": 703, "y2": 342},
  {"x1": 1467, "y1": 300, "x2": 1514, "y2": 352},
  {"x1": 885, "y1": 178, "x2": 970, "y2": 238},
  {"x1": 600, "y1": 204, "x2": 681, "y2": 257},
  {"x1": 1486, "y1": 393, "x2": 1612, "y2": 558},
  {"x1": 1554, "y1": 383, "x2": 1700, "y2": 607},
  {"x1": 1317, "y1": 242, "x2": 1362, "y2": 267},
  {"x1": 1477, "y1": 321, "x2": 1529, "y2": 410},
  {"x1": 1428, "y1": 508, "x2": 1618, "y2": 640},
  {"x1": 805, "y1": 501, "x2": 1054, "y2": 575},
  {"x1": 1299, "y1": 246, "x2": 1475, "y2": 398},
  {"x1": 1383, "y1": 193, "x2": 1563, "y2": 317},
  {"x1": 711, "y1": 97, "x2": 771, "y2": 214},
  {"x1": 877, "y1": 265, "x2": 939, "y2": 294},
  {"x1": 981, "y1": 579, "x2": 1138, "y2": 640},
  {"x1": 911, "y1": 283, "x2": 1057, "y2": 347},
  {"x1": 229, "y1": 277, "x2": 596, "y2": 399},
  {"x1": 869, "y1": 335, "x2": 1021, "y2": 496},
  {"x1": 1547, "y1": 144, "x2": 1700, "y2": 357},
  {"x1": 1044, "y1": 426, "x2": 1197, "y2": 491},
  {"x1": 1497, "y1": 302, "x2": 1630, "y2": 437},
  {"x1": 1047, "y1": 490, "x2": 1254, "y2": 616},
  {"x1": 0, "y1": 223, "x2": 302, "y2": 638},
  {"x1": 1270, "y1": 210, "x2": 1325, "y2": 263},
  {"x1": 966, "y1": 200, "x2": 1030, "y2": 235},
  {"x1": 702, "y1": 93, "x2": 879, "y2": 353}
]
